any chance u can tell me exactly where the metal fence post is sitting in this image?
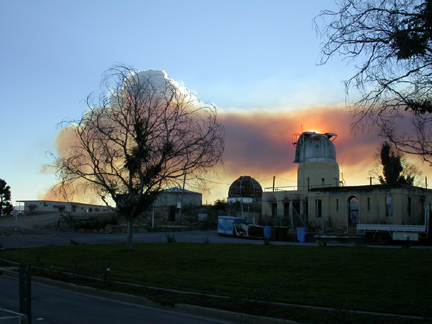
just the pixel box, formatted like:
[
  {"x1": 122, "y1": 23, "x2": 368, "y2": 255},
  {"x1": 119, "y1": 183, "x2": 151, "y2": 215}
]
[{"x1": 19, "y1": 263, "x2": 31, "y2": 324}]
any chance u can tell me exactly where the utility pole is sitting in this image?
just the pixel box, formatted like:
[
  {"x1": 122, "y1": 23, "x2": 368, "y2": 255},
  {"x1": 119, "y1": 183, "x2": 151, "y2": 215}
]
[
  {"x1": 178, "y1": 172, "x2": 186, "y2": 224},
  {"x1": 240, "y1": 176, "x2": 244, "y2": 218}
]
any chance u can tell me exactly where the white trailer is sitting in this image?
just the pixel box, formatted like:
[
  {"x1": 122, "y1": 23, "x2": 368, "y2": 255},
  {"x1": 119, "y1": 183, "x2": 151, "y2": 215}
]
[{"x1": 357, "y1": 206, "x2": 430, "y2": 245}]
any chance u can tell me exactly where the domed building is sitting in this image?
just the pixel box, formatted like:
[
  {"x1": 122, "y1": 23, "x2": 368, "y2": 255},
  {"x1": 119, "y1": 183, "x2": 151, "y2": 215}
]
[
  {"x1": 262, "y1": 131, "x2": 432, "y2": 233},
  {"x1": 294, "y1": 132, "x2": 339, "y2": 190},
  {"x1": 228, "y1": 176, "x2": 262, "y2": 203}
]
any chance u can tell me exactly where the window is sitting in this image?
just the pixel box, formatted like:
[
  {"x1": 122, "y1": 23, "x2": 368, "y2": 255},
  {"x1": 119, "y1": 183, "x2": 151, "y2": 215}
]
[
  {"x1": 336, "y1": 199, "x2": 339, "y2": 211},
  {"x1": 367, "y1": 197, "x2": 370, "y2": 211},
  {"x1": 385, "y1": 197, "x2": 393, "y2": 217},
  {"x1": 315, "y1": 199, "x2": 322, "y2": 218},
  {"x1": 407, "y1": 197, "x2": 412, "y2": 217},
  {"x1": 271, "y1": 203, "x2": 277, "y2": 218}
]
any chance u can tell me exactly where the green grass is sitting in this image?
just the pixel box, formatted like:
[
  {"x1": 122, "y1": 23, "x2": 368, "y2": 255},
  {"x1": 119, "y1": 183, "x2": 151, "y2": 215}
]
[{"x1": 1, "y1": 243, "x2": 432, "y2": 321}]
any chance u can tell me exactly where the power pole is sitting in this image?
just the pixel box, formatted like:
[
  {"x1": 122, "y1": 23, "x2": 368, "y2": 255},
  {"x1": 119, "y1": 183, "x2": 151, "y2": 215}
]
[{"x1": 178, "y1": 172, "x2": 186, "y2": 224}]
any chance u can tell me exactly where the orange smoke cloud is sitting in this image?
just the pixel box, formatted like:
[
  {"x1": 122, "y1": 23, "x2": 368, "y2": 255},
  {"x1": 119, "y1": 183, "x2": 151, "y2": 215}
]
[
  {"x1": 204, "y1": 105, "x2": 425, "y2": 202},
  {"x1": 42, "y1": 124, "x2": 109, "y2": 204},
  {"x1": 45, "y1": 104, "x2": 430, "y2": 205},
  {"x1": 216, "y1": 105, "x2": 378, "y2": 180}
]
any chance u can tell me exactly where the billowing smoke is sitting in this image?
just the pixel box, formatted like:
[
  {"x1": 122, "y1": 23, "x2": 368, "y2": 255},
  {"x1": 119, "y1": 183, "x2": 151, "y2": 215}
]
[
  {"x1": 41, "y1": 103, "x2": 392, "y2": 204},
  {"x1": 201, "y1": 105, "x2": 430, "y2": 203},
  {"x1": 201, "y1": 105, "x2": 384, "y2": 201},
  {"x1": 43, "y1": 69, "x2": 430, "y2": 205},
  {"x1": 42, "y1": 68, "x2": 218, "y2": 204},
  {"x1": 41, "y1": 124, "x2": 105, "y2": 204}
]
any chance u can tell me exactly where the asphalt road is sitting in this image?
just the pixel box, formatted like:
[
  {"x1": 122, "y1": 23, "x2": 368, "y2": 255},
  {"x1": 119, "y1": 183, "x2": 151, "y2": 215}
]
[
  {"x1": 0, "y1": 228, "x2": 278, "y2": 249},
  {"x1": 1, "y1": 227, "x2": 432, "y2": 249},
  {"x1": 0, "y1": 275, "x2": 230, "y2": 324}
]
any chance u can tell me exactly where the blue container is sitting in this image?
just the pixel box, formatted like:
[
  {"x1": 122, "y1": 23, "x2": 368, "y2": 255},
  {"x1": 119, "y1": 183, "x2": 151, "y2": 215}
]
[
  {"x1": 263, "y1": 226, "x2": 272, "y2": 239},
  {"x1": 296, "y1": 227, "x2": 306, "y2": 243},
  {"x1": 217, "y1": 216, "x2": 247, "y2": 236}
]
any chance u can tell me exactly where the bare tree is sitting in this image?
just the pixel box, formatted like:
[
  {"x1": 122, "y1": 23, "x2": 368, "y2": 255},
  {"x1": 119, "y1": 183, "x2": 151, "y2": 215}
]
[
  {"x1": 316, "y1": 0, "x2": 432, "y2": 163},
  {"x1": 54, "y1": 64, "x2": 224, "y2": 249}
]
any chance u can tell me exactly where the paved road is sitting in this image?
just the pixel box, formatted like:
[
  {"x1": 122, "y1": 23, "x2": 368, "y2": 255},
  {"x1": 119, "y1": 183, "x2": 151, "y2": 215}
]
[
  {"x1": 0, "y1": 275, "x2": 229, "y2": 324},
  {"x1": 0, "y1": 227, "x2": 432, "y2": 249},
  {"x1": 1, "y1": 227, "x2": 431, "y2": 249},
  {"x1": 0, "y1": 228, "x2": 279, "y2": 249}
]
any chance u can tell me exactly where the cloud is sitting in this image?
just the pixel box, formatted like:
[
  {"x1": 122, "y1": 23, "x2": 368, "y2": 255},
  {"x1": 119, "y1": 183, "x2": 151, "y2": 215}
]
[
  {"x1": 44, "y1": 67, "x2": 431, "y2": 205},
  {"x1": 43, "y1": 102, "x2": 395, "y2": 204},
  {"x1": 204, "y1": 105, "x2": 411, "y2": 201},
  {"x1": 217, "y1": 105, "x2": 371, "y2": 178}
]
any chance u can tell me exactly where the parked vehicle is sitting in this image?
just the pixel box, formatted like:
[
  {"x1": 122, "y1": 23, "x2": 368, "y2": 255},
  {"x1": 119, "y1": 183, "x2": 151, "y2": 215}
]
[{"x1": 357, "y1": 206, "x2": 430, "y2": 245}]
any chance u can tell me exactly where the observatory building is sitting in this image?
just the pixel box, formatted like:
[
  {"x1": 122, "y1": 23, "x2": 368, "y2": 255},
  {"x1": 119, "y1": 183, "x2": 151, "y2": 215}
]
[
  {"x1": 228, "y1": 176, "x2": 262, "y2": 204},
  {"x1": 294, "y1": 132, "x2": 339, "y2": 190},
  {"x1": 261, "y1": 131, "x2": 432, "y2": 232}
]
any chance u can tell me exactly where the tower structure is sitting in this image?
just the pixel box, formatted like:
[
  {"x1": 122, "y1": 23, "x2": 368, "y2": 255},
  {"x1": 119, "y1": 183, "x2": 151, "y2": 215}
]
[{"x1": 293, "y1": 132, "x2": 339, "y2": 190}]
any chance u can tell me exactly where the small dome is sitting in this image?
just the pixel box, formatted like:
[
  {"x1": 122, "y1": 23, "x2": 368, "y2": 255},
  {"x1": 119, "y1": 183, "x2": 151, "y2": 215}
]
[
  {"x1": 294, "y1": 132, "x2": 337, "y2": 163},
  {"x1": 228, "y1": 176, "x2": 262, "y2": 200}
]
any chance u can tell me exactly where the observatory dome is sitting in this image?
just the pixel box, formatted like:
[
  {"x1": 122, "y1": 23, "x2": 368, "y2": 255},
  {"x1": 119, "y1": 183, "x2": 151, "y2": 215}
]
[
  {"x1": 294, "y1": 132, "x2": 337, "y2": 163},
  {"x1": 228, "y1": 176, "x2": 262, "y2": 201}
]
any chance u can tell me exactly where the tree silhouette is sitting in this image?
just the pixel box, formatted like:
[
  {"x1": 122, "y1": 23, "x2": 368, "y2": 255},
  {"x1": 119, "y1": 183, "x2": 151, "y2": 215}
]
[
  {"x1": 54, "y1": 64, "x2": 224, "y2": 249},
  {"x1": 316, "y1": 0, "x2": 432, "y2": 163},
  {"x1": 378, "y1": 142, "x2": 419, "y2": 185},
  {"x1": 0, "y1": 179, "x2": 13, "y2": 215}
]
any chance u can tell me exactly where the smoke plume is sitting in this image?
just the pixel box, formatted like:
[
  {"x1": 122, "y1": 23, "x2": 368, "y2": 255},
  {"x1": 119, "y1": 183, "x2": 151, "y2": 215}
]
[{"x1": 43, "y1": 70, "x2": 430, "y2": 204}]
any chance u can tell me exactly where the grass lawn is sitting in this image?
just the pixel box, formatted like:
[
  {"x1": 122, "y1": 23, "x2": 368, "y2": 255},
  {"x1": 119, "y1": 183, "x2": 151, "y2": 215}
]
[{"x1": 1, "y1": 243, "x2": 431, "y2": 322}]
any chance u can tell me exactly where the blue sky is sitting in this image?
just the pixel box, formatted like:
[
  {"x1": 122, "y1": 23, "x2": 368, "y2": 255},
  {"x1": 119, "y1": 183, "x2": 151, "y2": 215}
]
[{"x1": 3, "y1": 0, "x2": 426, "y2": 205}]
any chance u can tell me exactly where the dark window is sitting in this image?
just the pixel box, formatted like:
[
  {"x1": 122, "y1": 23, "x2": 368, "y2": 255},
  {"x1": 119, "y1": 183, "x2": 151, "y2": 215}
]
[
  {"x1": 408, "y1": 197, "x2": 412, "y2": 217},
  {"x1": 367, "y1": 197, "x2": 370, "y2": 211},
  {"x1": 315, "y1": 199, "x2": 322, "y2": 218},
  {"x1": 272, "y1": 203, "x2": 277, "y2": 218}
]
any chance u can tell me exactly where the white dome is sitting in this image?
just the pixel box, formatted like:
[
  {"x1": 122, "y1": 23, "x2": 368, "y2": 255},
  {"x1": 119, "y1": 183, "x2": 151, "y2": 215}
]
[{"x1": 294, "y1": 132, "x2": 337, "y2": 163}]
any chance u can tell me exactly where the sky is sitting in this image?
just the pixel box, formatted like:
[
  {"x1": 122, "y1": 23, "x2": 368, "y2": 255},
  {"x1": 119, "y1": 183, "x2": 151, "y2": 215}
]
[{"x1": 2, "y1": 0, "x2": 431, "y2": 206}]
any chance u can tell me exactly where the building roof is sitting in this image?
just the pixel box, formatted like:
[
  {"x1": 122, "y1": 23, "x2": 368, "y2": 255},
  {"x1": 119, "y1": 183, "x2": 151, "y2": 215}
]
[
  {"x1": 16, "y1": 200, "x2": 108, "y2": 207},
  {"x1": 162, "y1": 188, "x2": 201, "y2": 194},
  {"x1": 228, "y1": 176, "x2": 262, "y2": 199},
  {"x1": 293, "y1": 132, "x2": 337, "y2": 163},
  {"x1": 308, "y1": 184, "x2": 432, "y2": 193}
]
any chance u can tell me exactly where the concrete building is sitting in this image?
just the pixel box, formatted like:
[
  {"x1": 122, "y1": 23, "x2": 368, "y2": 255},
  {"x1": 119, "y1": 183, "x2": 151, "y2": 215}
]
[
  {"x1": 153, "y1": 188, "x2": 202, "y2": 208},
  {"x1": 16, "y1": 200, "x2": 112, "y2": 214},
  {"x1": 262, "y1": 131, "x2": 432, "y2": 232}
]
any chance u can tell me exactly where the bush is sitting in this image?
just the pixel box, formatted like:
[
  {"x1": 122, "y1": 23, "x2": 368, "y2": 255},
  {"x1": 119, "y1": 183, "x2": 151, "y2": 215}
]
[{"x1": 63, "y1": 214, "x2": 119, "y2": 231}]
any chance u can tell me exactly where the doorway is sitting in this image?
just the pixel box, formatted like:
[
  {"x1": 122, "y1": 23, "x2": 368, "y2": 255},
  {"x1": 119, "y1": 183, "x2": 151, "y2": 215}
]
[{"x1": 348, "y1": 196, "x2": 359, "y2": 226}]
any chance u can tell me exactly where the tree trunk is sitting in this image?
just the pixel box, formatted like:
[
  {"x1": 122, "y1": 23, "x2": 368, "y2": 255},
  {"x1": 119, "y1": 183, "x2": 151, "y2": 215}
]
[{"x1": 126, "y1": 217, "x2": 134, "y2": 250}]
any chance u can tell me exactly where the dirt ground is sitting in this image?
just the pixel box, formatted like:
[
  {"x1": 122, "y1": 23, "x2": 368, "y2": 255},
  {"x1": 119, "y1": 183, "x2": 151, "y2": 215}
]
[{"x1": 0, "y1": 213, "x2": 62, "y2": 229}]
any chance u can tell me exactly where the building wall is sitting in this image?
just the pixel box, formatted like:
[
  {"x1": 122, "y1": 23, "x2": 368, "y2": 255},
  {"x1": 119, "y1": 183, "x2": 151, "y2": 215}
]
[
  {"x1": 228, "y1": 197, "x2": 253, "y2": 204},
  {"x1": 261, "y1": 189, "x2": 308, "y2": 227},
  {"x1": 17, "y1": 200, "x2": 112, "y2": 214},
  {"x1": 154, "y1": 191, "x2": 202, "y2": 208},
  {"x1": 262, "y1": 186, "x2": 432, "y2": 231},
  {"x1": 297, "y1": 161, "x2": 340, "y2": 190}
]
